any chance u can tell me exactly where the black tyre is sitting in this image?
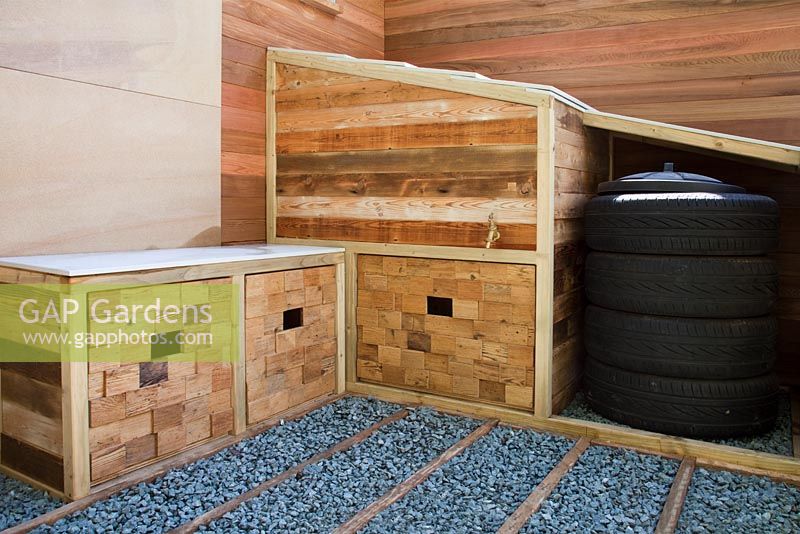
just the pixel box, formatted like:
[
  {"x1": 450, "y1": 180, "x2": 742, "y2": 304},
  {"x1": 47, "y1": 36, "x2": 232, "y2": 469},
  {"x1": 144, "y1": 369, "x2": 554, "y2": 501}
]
[
  {"x1": 585, "y1": 252, "x2": 778, "y2": 318},
  {"x1": 584, "y1": 357, "x2": 779, "y2": 438},
  {"x1": 585, "y1": 305, "x2": 777, "y2": 379},
  {"x1": 584, "y1": 193, "x2": 779, "y2": 255}
]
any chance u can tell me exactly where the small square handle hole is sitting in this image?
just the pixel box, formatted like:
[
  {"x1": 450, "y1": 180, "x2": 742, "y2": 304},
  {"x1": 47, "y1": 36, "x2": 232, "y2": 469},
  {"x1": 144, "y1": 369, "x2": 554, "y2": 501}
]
[
  {"x1": 427, "y1": 296, "x2": 453, "y2": 317},
  {"x1": 283, "y1": 307, "x2": 303, "y2": 330}
]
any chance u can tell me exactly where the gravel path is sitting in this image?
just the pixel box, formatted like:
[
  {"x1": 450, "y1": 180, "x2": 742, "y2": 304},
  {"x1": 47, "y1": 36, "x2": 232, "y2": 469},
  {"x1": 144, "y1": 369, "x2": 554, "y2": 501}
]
[
  {"x1": 561, "y1": 391, "x2": 793, "y2": 456},
  {"x1": 361, "y1": 426, "x2": 573, "y2": 533},
  {"x1": 677, "y1": 468, "x2": 800, "y2": 533},
  {"x1": 0, "y1": 473, "x2": 62, "y2": 530},
  {"x1": 522, "y1": 445, "x2": 678, "y2": 533},
  {"x1": 201, "y1": 408, "x2": 480, "y2": 533},
  {"x1": 36, "y1": 397, "x2": 400, "y2": 533}
]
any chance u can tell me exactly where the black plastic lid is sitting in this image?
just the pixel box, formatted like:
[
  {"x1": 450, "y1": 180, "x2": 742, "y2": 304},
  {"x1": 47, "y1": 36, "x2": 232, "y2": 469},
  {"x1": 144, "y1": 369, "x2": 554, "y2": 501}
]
[{"x1": 598, "y1": 163, "x2": 746, "y2": 194}]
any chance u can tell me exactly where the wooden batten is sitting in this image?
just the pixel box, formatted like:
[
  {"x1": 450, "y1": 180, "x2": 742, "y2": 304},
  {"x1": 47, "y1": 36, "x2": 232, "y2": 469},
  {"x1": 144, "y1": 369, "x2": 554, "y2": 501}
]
[{"x1": 62, "y1": 291, "x2": 90, "y2": 500}]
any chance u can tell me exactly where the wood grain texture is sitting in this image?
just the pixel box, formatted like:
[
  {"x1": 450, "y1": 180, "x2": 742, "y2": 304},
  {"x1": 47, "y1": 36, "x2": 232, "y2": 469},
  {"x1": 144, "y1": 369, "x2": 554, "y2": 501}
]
[
  {"x1": 244, "y1": 266, "x2": 338, "y2": 425},
  {"x1": 86, "y1": 279, "x2": 235, "y2": 484},
  {"x1": 550, "y1": 101, "x2": 609, "y2": 414},
  {"x1": 221, "y1": 0, "x2": 384, "y2": 244},
  {"x1": 385, "y1": 0, "x2": 800, "y2": 147},
  {"x1": 275, "y1": 65, "x2": 538, "y2": 249},
  {"x1": 356, "y1": 256, "x2": 536, "y2": 409}
]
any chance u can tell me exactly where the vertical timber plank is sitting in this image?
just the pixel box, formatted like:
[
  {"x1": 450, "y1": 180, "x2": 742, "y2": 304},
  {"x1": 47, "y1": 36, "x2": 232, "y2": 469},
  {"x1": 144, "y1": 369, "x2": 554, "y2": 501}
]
[
  {"x1": 335, "y1": 262, "x2": 346, "y2": 394},
  {"x1": 534, "y1": 97, "x2": 555, "y2": 418},
  {"x1": 265, "y1": 53, "x2": 278, "y2": 243},
  {"x1": 62, "y1": 290, "x2": 90, "y2": 500},
  {"x1": 232, "y1": 274, "x2": 247, "y2": 435},
  {"x1": 345, "y1": 251, "x2": 358, "y2": 385}
]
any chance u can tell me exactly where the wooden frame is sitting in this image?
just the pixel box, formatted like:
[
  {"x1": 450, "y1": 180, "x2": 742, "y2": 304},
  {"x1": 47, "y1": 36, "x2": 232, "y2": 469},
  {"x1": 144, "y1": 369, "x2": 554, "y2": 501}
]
[
  {"x1": 300, "y1": 0, "x2": 342, "y2": 15},
  {"x1": 265, "y1": 47, "x2": 800, "y2": 480},
  {"x1": 0, "y1": 252, "x2": 344, "y2": 500}
]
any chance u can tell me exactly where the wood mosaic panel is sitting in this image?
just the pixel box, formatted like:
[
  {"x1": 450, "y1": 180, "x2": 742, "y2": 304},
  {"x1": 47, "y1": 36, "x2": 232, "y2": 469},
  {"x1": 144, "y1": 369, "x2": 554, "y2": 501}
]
[
  {"x1": 244, "y1": 266, "x2": 337, "y2": 425},
  {"x1": 356, "y1": 256, "x2": 536, "y2": 409},
  {"x1": 87, "y1": 278, "x2": 235, "y2": 484}
]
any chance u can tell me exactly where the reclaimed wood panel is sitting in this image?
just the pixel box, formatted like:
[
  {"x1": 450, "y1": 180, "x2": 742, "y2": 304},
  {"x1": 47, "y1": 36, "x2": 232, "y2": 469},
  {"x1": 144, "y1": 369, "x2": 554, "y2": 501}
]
[
  {"x1": 275, "y1": 65, "x2": 538, "y2": 249},
  {"x1": 385, "y1": 0, "x2": 800, "y2": 147},
  {"x1": 86, "y1": 279, "x2": 235, "y2": 484},
  {"x1": 244, "y1": 266, "x2": 337, "y2": 424},
  {"x1": 550, "y1": 100, "x2": 609, "y2": 414},
  {"x1": 221, "y1": 0, "x2": 384, "y2": 244},
  {"x1": 356, "y1": 256, "x2": 536, "y2": 409},
  {"x1": 613, "y1": 137, "x2": 800, "y2": 387}
]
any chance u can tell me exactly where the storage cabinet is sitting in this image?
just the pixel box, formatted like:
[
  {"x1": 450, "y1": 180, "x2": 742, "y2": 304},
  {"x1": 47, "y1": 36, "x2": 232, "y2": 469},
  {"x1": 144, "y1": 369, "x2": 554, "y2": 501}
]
[
  {"x1": 244, "y1": 265, "x2": 338, "y2": 425},
  {"x1": 0, "y1": 245, "x2": 344, "y2": 500},
  {"x1": 355, "y1": 256, "x2": 536, "y2": 409}
]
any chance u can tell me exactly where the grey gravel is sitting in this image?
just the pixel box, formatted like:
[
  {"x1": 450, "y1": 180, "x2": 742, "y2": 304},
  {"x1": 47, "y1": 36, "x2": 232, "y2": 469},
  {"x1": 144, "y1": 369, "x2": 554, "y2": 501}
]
[
  {"x1": 362, "y1": 426, "x2": 573, "y2": 533},
  {"x1": 0, "y1": 473, "x2": 62, "y2": 530},
  {"x1": 561, "y1": 391, "x2": 793, "y2": 456},
  {"x1": 201, "y1": 407, "x2": 480, "y2": 533},
  {"x1": 522, "y1": 445, "x2": 679, "y2": 533},
  {"x1": 36, "y1": 396, "x2": 400, "y2": 533},
  {"x1": 677, "y1": 467, "x2": 800, "y2": 533}
]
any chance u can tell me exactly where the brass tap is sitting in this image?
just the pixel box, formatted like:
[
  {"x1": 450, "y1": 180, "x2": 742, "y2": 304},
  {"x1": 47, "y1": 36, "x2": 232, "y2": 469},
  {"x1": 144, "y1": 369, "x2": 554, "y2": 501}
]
[{"x1": 485, "y1": 212, "x2": 500, "y2": 249}]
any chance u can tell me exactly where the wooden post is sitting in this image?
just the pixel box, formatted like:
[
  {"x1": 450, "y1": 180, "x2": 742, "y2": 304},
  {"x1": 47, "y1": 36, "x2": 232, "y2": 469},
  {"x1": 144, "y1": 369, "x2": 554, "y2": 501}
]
[
  {"x1": 61, "y1": 290, "x2": 90, "y2": 500},
  {"x1": 344, "y1": 251, "x2": 357, "y2": 386},
  {"x1": 335, "y1": 262, "x2": 346, "y2": 394},
  {"x1": 534, "y1": 97, "x2": 556, "y2": 418},
  {"x1": 231, "y1": 274, "x2": 247, "y2": 434},
  {"x1": 265, "y1": 51, "x2": 278, "y2": 244}
]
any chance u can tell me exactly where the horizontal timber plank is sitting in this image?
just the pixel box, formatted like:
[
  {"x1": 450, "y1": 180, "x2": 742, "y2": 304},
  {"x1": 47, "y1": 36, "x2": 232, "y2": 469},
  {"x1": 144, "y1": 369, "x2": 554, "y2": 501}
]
[
  {"x1": 276, "y1": 76, "x2": 468, "y2": 111},
  {"x1": 386, "y1": 0, "x2": 794, "y2": 48},
  {"x1": 276, "y1": 118, "x2": 537, "y2": 153},
  {"x1": 276, "y1": 217, "x2": 536, "y2": 249},
  {"x1": 276, "y1": 96, "x2": 537, "y2": 132},
  {"x1": 277, "y1": 196, "x2": 536, "y2": 224},
  {"x1": 276, "y1": 171, "x2": 535, "y2": 198},
  {"x1": 391, "y1": 4, "x2": 800, "y2": 65},
  {"x1": 271, "y1": 237, "x2": 544, "y2": 264},
  {"x1": 277, "y1": 145, "x2": 537, "y2": 174}
]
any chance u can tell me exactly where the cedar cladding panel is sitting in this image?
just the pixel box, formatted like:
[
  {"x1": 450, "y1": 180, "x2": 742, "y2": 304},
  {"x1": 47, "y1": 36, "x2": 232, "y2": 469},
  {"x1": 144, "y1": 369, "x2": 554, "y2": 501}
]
[
  {"x1": 274, "y1": 65, "x2": 539, "y2": 250},
  {"x1": 86, "y1": 278, "x2": 235, "y2": 484},
  {"x1": 385, "y1": 1, "x2": 800, "y2": 147},
  {"x1": 356, "y1": 255, "x2": 536, "y2": 409},
  {"x1": 551, "y1": 101, "x2": 609, "y2": 414},
  {"x1": 244, "y1": 266, "x2": 337, "y2": 425},
  {"x1": 612, "y1": 137, "x2": 800, "y2": 387},
  {"x1": 221, "y1": 0, "x2": 385, "y2": 244}
]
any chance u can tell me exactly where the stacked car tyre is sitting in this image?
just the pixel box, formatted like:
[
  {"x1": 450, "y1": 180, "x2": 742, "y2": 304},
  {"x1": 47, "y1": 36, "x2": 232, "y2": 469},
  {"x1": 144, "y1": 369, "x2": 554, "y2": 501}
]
[{"x1": 582, "y1": 165, "x2": 781, "y2": 439}]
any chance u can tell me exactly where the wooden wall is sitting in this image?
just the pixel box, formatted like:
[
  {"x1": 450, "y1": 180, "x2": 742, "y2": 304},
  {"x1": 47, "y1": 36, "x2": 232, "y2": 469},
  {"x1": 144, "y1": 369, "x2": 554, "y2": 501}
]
[
  {"x1": 274, "y1": 64, "x2": 539, "y2": 249},
  {"x1": 552, "y1": 102, "x2": 609, "y2": 414},
  {"x1": 612, "y1": 138, "x2": 800, "y2": 387},
  {"x1": 385, "y1": 0, "x2": 800, "y2": 147},
  {"x1": 0, "y1": 1, "x2": 222, "y2": 256},
  {"x1": 221, "y1": 0, "x2": 384, "y2": 244}
]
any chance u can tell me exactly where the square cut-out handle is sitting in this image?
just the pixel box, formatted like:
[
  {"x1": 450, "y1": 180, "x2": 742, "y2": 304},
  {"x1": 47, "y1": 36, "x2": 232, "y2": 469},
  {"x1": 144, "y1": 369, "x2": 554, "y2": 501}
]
[
  {"x1": 427, "y1": 296, "x2": 453, "y2": 317},
  {"x1": 283, "y1": 307, "x2": 303, "y2": 330}
]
